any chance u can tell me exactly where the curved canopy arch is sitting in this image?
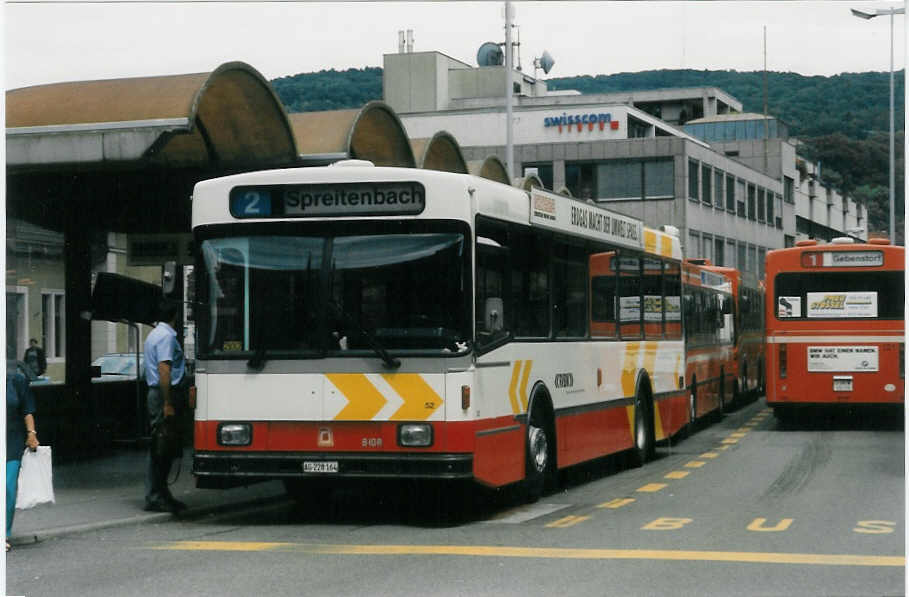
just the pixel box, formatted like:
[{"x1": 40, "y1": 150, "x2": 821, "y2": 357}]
[
  {"x1": 289, "y1": 100, "x2": 415, "y2": 167},
  {"x1": 7, "y1": 61, "x2": 297, "y2": 171},
  {"x1": 410, "y1": 131, "x2": 468, "y2": 173},
  {"x1": 466, "y1": 156, "x2": 509, "y2": 185},
  {"x1": 513, "y1": 174, "x2": 544, "y2": 191}
]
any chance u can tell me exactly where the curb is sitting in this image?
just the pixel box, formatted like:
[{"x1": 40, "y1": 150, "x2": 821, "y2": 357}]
[{"x1": 9, "y1": 492, "x2": 289, "y2": 546}]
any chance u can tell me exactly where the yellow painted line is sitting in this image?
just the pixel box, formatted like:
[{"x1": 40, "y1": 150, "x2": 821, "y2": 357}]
[
  {"x1": 382, "y1": 373, "x2": 443, "y2": 420},
  {"x1": 665, "y1": 471, "x2": 690, "y2": 479},
  {"x1": 597, "y1": 498, "x2": 635, "y2": 509},
  {"x1": 684, "y1": 461, "x2": 706, "y2": 469},
  {"x1": 518, "y1": 360, "x2": 533, "y2": 412},
  {"x1": 546, "y1": 515, "x2": 591, "y2": 528},
  {"x1": 327, "y1": 374, "x2": 387, "y2": 420},
  {"x1": 736, "y1": 427, "x2": 753, "y2": 433},
  {"x1": 700, "y1": 452, "x2": 719, "y2": 459},
  {"x1": 637, "y1": 483, "x2": 667, "y2": 492},
  {"x1": 721, "y1": 438, "x2": 739, "y2": 444},
  {"x1": 718, "y1": 445, "x2": 731, "y2": 450},
  {"x1": 508, "y1": 361, "x2": 522, "y2": 414},
  {"x1": 150, "y1": 541, "x2": 906, "y2": 567},
  {"x1": 729, "y1": 432, "x2": 747, "y2": 438}
]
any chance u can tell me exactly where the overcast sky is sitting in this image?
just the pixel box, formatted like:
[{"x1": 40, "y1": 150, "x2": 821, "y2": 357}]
[{"x1": 3, "y1": 1, "x2": 907, "y2": 90}]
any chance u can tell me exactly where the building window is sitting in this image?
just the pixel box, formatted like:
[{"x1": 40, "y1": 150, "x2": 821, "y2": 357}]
[
  {"x1": 523, "y1": 163, "x2": 553, "y2": 191},
  {"x1": 736, "y1": 180, "x2": 746, "y2": 218},
  {"x1": 565, "y1": 162, "x2": 596, "y2": 200},
  {"x1": 726, "y1": 174, "x2": 735, "y2": 212},
  {"x1": 747, "y1": 184, "x2": 756, "y2": 220},
  {"x1": 726, "y1": 239, "x2": 737, "y2": 268},
  {"x1": 784, "y1": 176, "x2": 794, "y2": 204},
  {"x1": 702, "y1": 233, "x2": 714, "y2": 263},
  {"x1": 597, "y1": 161, "x2": 642, "y2": 200},
  {"x1": 688, "y1": 159, "x2": 699, "y2": 201},
  {"x1": 689, "y1": 230, "x2": 701, "y2": 258},
  {"x1": 643, "y1": 159, "x2": 674, "y2": 199},
  {"x1": 714, "y1": 237, "x2": 725, "y2": 267},
  {"x1": 714, "y1": 170, "x2": 724, "y2": 210},
  {"x1": 785, "y1": 235, "x2": 795, "y2": 248},
  {"x1": 701, "y1": 164, "x2": 712, "y2": 205},
  {"x1": 757, "y1": 188, "x2": 766, "y2": 222},
  {"x1": 737, "y1": 243, "x2": 747, "y2": 272},
  {"x1": 758, "y1": 247, "x2": 767, "y2": 279},
  {"x1": 569, "y1": 159, "x2": 674, "y2": 201},
  {"x1": 42, "y1": 291, "x2": 65, "y2": 359},
  {"x1": 748, "y1": 245, "x2": 758, "y2": 274}
]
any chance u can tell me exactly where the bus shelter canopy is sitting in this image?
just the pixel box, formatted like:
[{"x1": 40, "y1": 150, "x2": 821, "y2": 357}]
[
  {"x1": 467, "y1": 156, "x2": 510, "y2": 185},
  {"x1": 409, "y1": 131, "x2": 468, "y2": 173}
]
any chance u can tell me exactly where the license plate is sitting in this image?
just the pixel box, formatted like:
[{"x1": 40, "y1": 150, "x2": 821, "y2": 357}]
[
  {"x1": 303, "y1": 461, "x2": 339, "y2": 473},
  {"x1": 833, "y1": 377, "x2": 853, "y2": 392}
]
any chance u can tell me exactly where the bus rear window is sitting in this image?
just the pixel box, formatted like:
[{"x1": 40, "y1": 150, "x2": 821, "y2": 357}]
[{"x1": 774, "y1": 271, "x2": 904, "y2": 319}]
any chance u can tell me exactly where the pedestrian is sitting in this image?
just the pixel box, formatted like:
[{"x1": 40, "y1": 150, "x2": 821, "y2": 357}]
[
  {"x1": 143, "y1": 299, "x2": 187, "y2": 514},
  {"x1": 6, "y1": 365, "x2": 39, "y2": 551},
  {"x1": 23, "y1": 338, "x2": 46, "y2": 377}
]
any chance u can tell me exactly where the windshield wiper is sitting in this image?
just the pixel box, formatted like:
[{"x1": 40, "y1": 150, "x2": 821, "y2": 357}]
[{"x1": 327, "y1": 300, "x2": 400, "y2": 369}]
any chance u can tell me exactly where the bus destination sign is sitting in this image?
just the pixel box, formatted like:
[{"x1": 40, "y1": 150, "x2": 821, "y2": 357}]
[
  {"x1": 229, "y1": 182, "x2": 426, "y2": 219},
  {"x1": 802, "y1": 250, "x2": 884, "y2": 268},
  {"x1": 530, "y1": 188, "x2": 643, "y2": 250}
]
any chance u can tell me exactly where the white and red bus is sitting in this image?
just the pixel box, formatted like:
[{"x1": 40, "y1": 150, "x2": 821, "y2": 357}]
[
  {"x1": 764, "y1": 237, "x2": 904, "y2": 420},
  {"x1": 692, "y1": 261, "x2": 765, "y2": 405},
  {"x1": 189, "y1": 162, "x2": 689, "y2": 503}
]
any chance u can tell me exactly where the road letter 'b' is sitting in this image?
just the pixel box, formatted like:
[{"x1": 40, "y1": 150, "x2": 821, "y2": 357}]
[{"x1": 642, "y1": 517, "x2": 692, "y2": 530}]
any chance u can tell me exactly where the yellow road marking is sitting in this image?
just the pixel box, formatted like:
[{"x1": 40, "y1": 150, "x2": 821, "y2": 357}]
[
  {"x1": 665, "y1": 471, "x2": 690, "y2": 479},
  {"x1": 700, "y1": 452, "x2": 719, "y2": 459},
  {"x1": 546, "y1": 515, "x2": 591, "y2": 528},
  {"x1": 597, "y1": 498, "x2": 635, "y2": 509},
  {"x1": 721, "y1": 438, "x2": 739, "y2": 444},
  {"x1": 637, "y1": 483, "x2": 667, "y2": 492},
  {"x1": 327, "y1": 374, "x2": 387, "y2": 420},
  {"x1": 150, "y1": 541, "x2": 906, "y2": 567},
  {"x1": 684, "y1": 461, "x2": 705, "y2": 468},
  {"x1": 718, "y1": 445, "x2": 731, "y2": 450},
  {"x1": 508, "y1": 361, "x2": 522, "y2": 414},
  {"x1": 736, "y1": 427, "x2": 753, "y2": 433},
  {"x1": 729, "y1": 432, "x2": 747, "y2": 438},
  {"x1": 382, "y1": 373, "x2": 443, "y2": 420}
]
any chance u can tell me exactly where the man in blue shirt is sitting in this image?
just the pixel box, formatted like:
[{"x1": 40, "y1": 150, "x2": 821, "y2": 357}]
[{"x1": 143, "y1": 299, "x2": 187, "y2": 513}]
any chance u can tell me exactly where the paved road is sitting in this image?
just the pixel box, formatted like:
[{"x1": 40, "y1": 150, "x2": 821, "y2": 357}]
[{"x1": 6, "y1": 400, "x2": 904, "y2": 597}]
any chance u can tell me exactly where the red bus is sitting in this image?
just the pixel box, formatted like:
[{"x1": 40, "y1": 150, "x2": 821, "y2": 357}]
[
  {"x1": 681, "y1": 259, "x2": 736, "y2": 426},
  {"x1": 693, "y1": 261, "x2": 765, "y2": 406},
  {"x1": 764, "y1": 237, "x2": 905, "y2": 420}
]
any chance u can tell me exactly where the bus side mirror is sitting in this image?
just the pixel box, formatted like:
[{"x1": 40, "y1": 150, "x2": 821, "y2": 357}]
[
  {"x1": 485, "y1": 297, "x2": 504, "y2": 332},
  {"x1": 162, "y1": 261, "x2": 177, "y2": 296}
]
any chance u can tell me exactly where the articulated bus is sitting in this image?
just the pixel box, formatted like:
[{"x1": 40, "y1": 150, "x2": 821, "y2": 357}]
[
  {"x1": 764, "y1": 238, "x2": 904, "y2": 420},
  {"x1": 189, "y1": 162, "x2": 693, "y2": 504},
  {"x1": 692, "y1": 260, "x2": 765, "y2": 405},
  {"x1": 681, "y1": 259, "x2": 735, "y2": 423}
]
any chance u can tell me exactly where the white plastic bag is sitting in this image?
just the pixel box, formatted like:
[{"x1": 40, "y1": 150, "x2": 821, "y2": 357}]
[{"x1": 15, "y1": 445, "x2": 55, "y2": 510}]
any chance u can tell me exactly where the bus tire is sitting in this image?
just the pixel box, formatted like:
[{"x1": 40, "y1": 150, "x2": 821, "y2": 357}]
[
  {"x1": 523, "y1": 391, "x2": 555, "y2": 503},
  {"x1": 630, "y1": 383, "x2": 655, "y2": 467}
]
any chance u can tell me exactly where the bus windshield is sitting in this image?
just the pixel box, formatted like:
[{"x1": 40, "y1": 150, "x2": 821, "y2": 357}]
[
  {"x1": 196, "y1": 221, "x2": 471, "y2": 360},
  {"x1": 774, "y1": 271, "x2": 904, "y2": 320}
]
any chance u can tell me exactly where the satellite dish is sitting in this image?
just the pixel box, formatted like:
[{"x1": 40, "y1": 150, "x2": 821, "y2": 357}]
[
  {"x1": 477, "y1": 42, "x2": 504, "y2": 67},
  {"x1": 535, "y1": 50, "x2": 555, "y2": 75}
]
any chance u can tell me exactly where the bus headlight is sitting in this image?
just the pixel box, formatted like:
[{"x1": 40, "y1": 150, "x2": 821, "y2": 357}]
[
  {"x1": 398, "y1": 423, "x2": 433, "y2": 447},
  {"x1": 218, "y1": 423, "x2": 252, "y2": 446}
]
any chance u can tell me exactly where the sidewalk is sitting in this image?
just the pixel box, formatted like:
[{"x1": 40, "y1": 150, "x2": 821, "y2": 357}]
[{"x1": 9, "y1": 446, "x2": 287, "y2": 546}]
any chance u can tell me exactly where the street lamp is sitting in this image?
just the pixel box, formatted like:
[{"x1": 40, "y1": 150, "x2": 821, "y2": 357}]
[{"x1": 851, "y1": 4, "x2": 905, "y2": 243}]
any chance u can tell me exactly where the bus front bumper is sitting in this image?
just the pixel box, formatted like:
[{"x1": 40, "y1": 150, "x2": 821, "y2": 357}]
[{"x1": 193, "y1": 450, "x2": 474, "y2": 488}]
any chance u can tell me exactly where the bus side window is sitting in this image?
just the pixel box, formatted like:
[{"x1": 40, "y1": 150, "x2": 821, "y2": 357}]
[
  {"x1": 663, "y1": 261, "x2": 682, "y2": 340},
  {"x1": 512, "y1": 228, "x2": 550, "y2": 338},
  {"x1": 590, "y1": 251, "x2": 617, "y2": 338},
  {"x1": 619, "y1": 255, "x2": 643, "y2": 340},
  {"x1": 476, "y1": 219, "x2": 512, "y2": 351}
]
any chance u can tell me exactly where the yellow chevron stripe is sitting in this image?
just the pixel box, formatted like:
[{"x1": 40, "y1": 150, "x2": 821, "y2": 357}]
[
  {"x1": 327, "y1": 374, "x2": 387, "y2": 420},
  {"x1": 621, "y1": 342, "x2": 640, "y2": 398},
  {"x1": 508, "y1": 361, "x2": 522, "y2": 414},
  {"x1": 519, "y1": 360, "x2": 533, "y2": 412},
  {"x1": 660, "y1": 234, "x2": 674, "y2": 258},
  {"x1": 644, "y1": 229, "x2": 657, "y2": 255},
  {"x1": 382, "y1": 374, "x2": 443, "y2": 421}
]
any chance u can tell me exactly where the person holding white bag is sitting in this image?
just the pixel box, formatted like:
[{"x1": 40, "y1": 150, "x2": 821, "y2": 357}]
[{"x1": 6, "y1": 366, "x2": 39, "y2": 552}]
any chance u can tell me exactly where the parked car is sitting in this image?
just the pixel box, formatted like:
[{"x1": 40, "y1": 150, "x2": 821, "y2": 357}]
[
  {"x1": 91, "y1": 353, "x2": 145, "y2": 382},
  {"x1": 6, "y1": 359, "x2": 53, "y2": 386}
]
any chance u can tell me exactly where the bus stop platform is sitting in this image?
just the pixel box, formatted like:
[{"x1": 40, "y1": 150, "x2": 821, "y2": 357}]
[{"x1": 8, "y1": 446, "x2": 287, "y2": 547}]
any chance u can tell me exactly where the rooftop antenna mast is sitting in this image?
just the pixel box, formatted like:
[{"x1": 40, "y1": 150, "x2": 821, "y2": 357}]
[{"x1": 504, "y1": 1, "x2": 514, "y2": 179}]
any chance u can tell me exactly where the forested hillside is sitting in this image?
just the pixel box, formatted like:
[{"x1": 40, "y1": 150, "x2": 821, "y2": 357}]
[{"x1": 270, "y1": 67, "x2": 904, "y2": 237}]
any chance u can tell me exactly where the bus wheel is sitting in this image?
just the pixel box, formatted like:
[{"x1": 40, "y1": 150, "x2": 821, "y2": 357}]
[
  {"x1": 630, "y1": 388, "x2": 654, "y2": 467},
  {"x1": 523, "y1": 401, "x2": 553, "y2": 503}
]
